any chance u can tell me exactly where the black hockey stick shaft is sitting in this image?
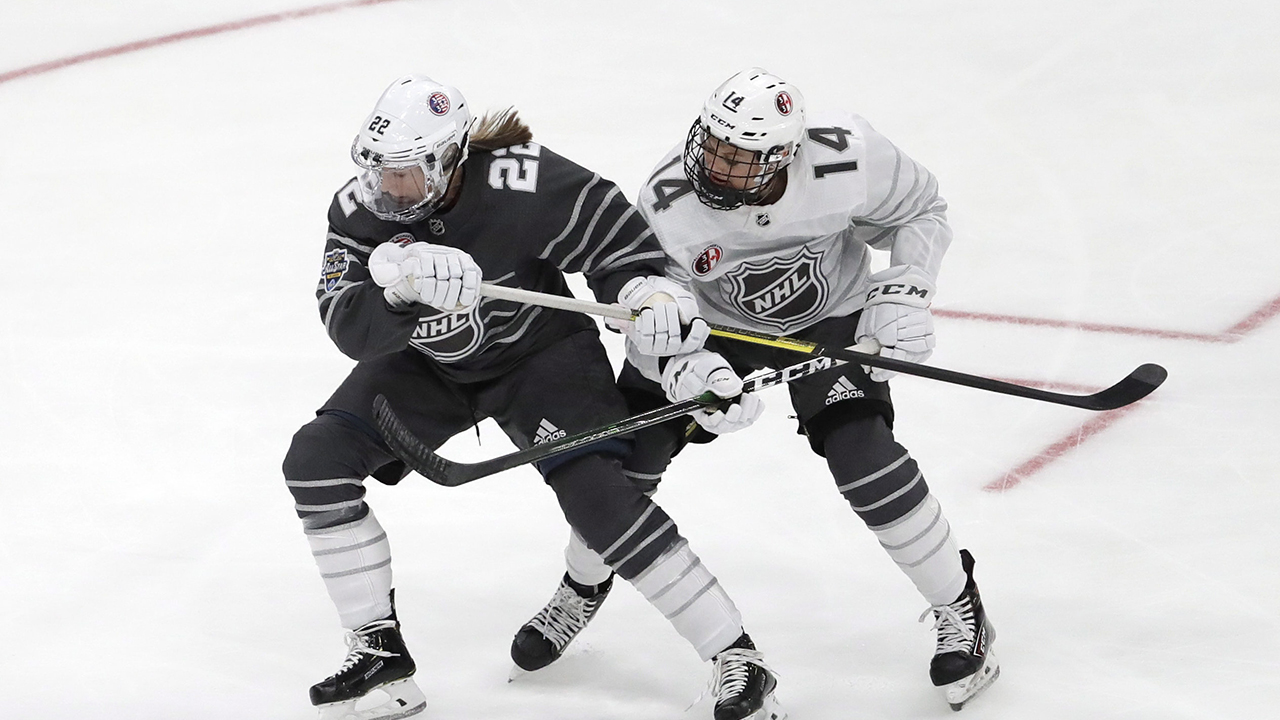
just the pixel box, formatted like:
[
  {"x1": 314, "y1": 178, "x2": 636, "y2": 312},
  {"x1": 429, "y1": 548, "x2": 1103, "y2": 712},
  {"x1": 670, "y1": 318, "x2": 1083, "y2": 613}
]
[
  {"x1": 707, "y1": 325, "x2": 1168, "y2": 411},
  {"x1": 374, "y1": 355, "x2": 844, "y2": 487},
  {"x1": 476, "y1": 286, "x2": 1166, "y2": 411}
]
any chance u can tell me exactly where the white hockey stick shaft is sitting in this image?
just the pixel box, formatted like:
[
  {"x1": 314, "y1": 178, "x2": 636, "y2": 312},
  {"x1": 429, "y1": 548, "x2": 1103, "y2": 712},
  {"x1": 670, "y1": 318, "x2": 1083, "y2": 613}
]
[{"x1": 480, "y1": 283, "x2": 634, "y2": 321}]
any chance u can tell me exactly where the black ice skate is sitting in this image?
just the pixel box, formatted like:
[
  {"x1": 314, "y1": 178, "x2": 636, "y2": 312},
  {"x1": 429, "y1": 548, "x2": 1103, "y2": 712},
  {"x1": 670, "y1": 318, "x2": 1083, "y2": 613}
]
[
  {"x1": 510, "y1": 573, "x2": 613, "y2": 674},
  {"x1": 709, "y1": 633, "x2": 785, "y2": 720},
  {"x1": 920, "y1": 549, "x2": 1000, "y2": 711},
  {"x1": 310, "y1": 598, "x2": 425, "y2": 720}
]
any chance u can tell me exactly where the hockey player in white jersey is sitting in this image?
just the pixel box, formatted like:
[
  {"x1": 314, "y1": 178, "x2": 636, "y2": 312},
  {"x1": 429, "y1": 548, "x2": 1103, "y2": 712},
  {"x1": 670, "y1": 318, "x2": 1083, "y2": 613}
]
[{"x1": 512, "y1": 68, "x2": 999, "y2": 711}]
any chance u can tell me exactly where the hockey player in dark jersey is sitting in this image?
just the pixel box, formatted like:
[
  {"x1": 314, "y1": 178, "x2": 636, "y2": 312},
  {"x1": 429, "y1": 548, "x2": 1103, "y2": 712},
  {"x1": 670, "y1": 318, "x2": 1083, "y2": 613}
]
[
  {"x1": 517, "y1": 68, "x2": 1000, "y2": 712},
  {"x1": 281, "y1": 74, "x2": 782, "y2": 720}
]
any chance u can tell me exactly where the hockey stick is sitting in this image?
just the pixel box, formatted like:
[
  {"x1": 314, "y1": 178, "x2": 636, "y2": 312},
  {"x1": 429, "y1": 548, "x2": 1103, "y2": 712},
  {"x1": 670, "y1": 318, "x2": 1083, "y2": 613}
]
[
  {"x1": 374, "y1": 354, "x2": 846, "y2": 486},
  {"x1": 478, "y1": 283, "x2": 1167, "y2": 411}
]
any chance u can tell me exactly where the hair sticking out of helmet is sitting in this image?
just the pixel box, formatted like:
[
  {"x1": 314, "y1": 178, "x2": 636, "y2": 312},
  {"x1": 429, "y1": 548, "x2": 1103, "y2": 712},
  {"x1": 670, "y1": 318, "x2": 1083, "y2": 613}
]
[
  {"x1": 351, "y1": 75, "x2": 474, "y2": 223},
  {"x1": 683, "y1": 67, "x2": 806, "y2": 210}
]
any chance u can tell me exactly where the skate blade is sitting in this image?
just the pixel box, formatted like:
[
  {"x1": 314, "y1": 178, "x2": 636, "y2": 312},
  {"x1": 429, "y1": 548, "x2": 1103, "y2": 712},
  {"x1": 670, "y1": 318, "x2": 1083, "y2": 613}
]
[
  {"x1": 316, "y1": 678, "x2": 427, "y2": 720},
  {"x1": 943, "y1": 650, "x2": 1000, "y2": 712},
  {"x1": 508, "y1": 665, "x2": 529, "y2": 683}
]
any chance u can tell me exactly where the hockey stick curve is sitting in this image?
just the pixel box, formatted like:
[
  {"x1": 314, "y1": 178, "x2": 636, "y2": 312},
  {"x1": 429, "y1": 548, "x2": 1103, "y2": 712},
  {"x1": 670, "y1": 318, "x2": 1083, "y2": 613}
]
[
  {"x1": 478, "y1": 283, "x2": 1167, "y2": 411},
  {"x1": 374, "y1": 355, "x2": 845, "y2": 486}
]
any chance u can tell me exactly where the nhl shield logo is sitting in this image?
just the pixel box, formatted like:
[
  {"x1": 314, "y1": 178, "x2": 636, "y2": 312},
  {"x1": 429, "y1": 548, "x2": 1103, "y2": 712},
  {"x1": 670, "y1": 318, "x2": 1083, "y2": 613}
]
[
  {"x1": 725, "y1": 246, "x2": 829, "y2": 331},
  {"x1": 408, "y1": 303, "x2": 483, "y2": 362},
  {"x1": 428, "y1": 218, "x2": 446, "y2": 236}
]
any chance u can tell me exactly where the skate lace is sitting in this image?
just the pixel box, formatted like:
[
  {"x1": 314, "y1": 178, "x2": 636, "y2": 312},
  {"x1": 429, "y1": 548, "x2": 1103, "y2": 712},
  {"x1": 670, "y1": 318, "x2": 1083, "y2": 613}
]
[
  {"x1": 688, "y1": 647, "x2": 775, "y2": 710},
  {"x1": 335, "y1": 619, "x2": 399, "y2": 675},
  {"x1": 529, "y1": 584, "x2": 596, "y2": 651},
  {"x1": 919, "y1": 596, "x2": 976, "y2": 655}
]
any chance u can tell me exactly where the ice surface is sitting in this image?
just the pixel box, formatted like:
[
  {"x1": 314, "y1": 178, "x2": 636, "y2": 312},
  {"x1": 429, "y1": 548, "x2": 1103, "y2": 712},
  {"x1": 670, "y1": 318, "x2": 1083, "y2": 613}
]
[{"x1": 1, "y1": 1, "x2": 1277, "y2": 718}]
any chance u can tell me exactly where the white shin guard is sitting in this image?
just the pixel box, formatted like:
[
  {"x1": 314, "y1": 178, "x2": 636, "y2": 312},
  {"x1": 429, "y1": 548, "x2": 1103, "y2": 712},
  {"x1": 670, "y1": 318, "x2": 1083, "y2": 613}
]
[
  {"x1": 629, "y1": 539, "x2": 743, "y2": 661},
  {"x1": 870, "y1": 494, "x2": 966, "y2": 606},
  {"x1": 306, "y1": 509, "x2": 394, "y2": 629}
]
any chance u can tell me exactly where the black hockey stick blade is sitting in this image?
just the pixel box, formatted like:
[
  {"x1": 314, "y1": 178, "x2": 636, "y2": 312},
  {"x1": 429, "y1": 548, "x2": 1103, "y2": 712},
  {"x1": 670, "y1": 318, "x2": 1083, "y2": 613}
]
[
  {"x1": 373, "y1": 393, "x2": 713, "y2": 487},
  {"x1": 830, "y1": 351, "x2": 1168, "y2": 411},
  {"x1": 1077, "y1": 362, "x2": 1168, "y2": 411}
]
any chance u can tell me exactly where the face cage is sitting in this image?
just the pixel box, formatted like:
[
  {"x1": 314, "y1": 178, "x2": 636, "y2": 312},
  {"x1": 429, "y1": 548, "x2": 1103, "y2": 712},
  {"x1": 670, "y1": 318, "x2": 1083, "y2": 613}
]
[
  {"x1": 351, "y1": 141, "x2": 463, "y2": 223},
  {"x1": 682, "y1": 120, "x2": 789, "y2": 211}
]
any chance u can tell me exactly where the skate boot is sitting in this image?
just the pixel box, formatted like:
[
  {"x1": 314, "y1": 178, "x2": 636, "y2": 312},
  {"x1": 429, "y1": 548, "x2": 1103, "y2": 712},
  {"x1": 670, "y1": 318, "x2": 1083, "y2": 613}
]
[
  {"x1": 709, "y1": 633, "x2": 785, "y2": 720},
  {"x1": 511, "y1": 572, "x2": 613, "y2": 672},
  {"x1": 919, "y1": 549, "x2": 999, "y2": 711},
  {"x1": 310, "y1": 596, "x2": 425, "y2": 720}
]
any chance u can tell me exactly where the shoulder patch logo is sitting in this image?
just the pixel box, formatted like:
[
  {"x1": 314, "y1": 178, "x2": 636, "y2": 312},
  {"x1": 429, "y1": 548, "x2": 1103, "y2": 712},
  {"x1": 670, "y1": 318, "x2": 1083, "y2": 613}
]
[
  {"x1": 389, "y1": 232, "x2": 415, "y2": 247},
  {"x1": 322, "y1": 248, "x2": 349, "y2": 292},
  {"x1": 428, "y1": 92, "x2": 450, "y2": 116},
  {"x1": 693, "y1": 245, "x2": 723, "y2": 276},
  {"x1": 775, "y1": 91, "x2": 793, "y2": 116},
  {"x1": 724, "y1": 245, "x2": 830, "y2": 331}
]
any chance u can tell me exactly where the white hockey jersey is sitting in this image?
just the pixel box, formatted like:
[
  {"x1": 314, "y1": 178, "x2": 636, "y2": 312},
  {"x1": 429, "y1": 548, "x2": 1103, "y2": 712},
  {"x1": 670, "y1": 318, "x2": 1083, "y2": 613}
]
[{"x1": 637, "y1": 110, "x2": 952, "y2": 336}]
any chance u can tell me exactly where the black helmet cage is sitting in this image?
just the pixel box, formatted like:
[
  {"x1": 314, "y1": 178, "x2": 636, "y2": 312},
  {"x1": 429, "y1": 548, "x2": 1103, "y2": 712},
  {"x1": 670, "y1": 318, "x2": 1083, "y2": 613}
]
[{"x1": 682, "y1": 119, "x2": 791, "y2": 210}]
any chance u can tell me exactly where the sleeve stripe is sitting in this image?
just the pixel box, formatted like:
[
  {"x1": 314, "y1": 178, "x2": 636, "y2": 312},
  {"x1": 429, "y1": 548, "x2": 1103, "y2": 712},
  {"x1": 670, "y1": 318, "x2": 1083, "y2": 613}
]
[
  {"x1": 578, "y1": 204, "x2": 639, "y2": 272},
  {"x1": 323, "y1": 283, "x2": 358, "y2": 341},
  {"x1": 596, "y1": 240, "x2": 664, "y2": 274},
  {"x1": 865, "y1": 146, "x2": 904, "y2": 218},
  {"x1": 328, "y1": 231, "x2": 374, "y2": 255},
  {"x1": 555, "y1": 185, "x2": 621, "y2": 270},
  {"x1": 876, "y1": 163, "x2": 928, "y2": 224},
  {"x1": 538, "y1": 173, "x2": 602, "y2": 261}
]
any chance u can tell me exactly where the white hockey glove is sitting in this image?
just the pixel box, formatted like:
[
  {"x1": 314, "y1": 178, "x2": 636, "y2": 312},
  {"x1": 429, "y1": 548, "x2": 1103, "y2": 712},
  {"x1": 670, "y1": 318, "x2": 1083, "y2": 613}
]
[
  {"x1": 605, "y1": 276, "x2": 710, "y2": 356},
  {"x1": 854, "y1": 265, "x2": 937, "y2": 382},
  {"x1": 369, "y1": 241, "x2": 482, "y2": 312},
  {"x1": 661, "y1": 350, "x2": 764, "y2": 435}
]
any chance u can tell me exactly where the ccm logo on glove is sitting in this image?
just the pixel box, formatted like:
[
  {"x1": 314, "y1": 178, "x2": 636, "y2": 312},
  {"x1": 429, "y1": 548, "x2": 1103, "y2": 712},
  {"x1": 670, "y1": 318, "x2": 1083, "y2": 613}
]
[{"x1": 866, "y1": 283, "x2": 930, "y2": 303}]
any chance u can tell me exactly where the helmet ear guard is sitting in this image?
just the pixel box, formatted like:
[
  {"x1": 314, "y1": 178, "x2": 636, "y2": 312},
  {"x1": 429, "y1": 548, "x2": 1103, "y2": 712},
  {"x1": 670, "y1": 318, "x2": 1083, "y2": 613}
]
[{"x1": 683, "y1": 68, "x2": 806, "y2": 210}]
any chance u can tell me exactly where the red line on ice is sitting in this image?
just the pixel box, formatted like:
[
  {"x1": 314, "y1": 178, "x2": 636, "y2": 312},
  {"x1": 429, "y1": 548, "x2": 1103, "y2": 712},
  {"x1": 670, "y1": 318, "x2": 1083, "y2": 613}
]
[
  {"x1": 936, "y1": 290, "x2": 1280, "y2": 344},
  {"x1": 983, "y1": 403, "x2": 1143, "y2": 492},
  {"x1": 0, "y1": 0, "x2": 405, "y2": 86}
]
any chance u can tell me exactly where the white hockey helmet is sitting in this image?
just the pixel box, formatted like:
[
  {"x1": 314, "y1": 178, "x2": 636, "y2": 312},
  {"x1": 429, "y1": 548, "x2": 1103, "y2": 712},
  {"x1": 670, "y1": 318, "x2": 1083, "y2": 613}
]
[
  {"x1": 683, "y1": 68, "x2": 806, "y2": 209},
  {"x1": 351, "y1": 75, "x2": 472, "y2": 223}
]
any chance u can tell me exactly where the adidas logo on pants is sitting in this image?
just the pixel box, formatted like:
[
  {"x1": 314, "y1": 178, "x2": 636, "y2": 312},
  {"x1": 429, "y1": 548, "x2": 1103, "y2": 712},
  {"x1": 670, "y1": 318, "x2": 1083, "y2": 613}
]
[{"x1": 826, "y1": 376, "x2": 865, "y2": 405}]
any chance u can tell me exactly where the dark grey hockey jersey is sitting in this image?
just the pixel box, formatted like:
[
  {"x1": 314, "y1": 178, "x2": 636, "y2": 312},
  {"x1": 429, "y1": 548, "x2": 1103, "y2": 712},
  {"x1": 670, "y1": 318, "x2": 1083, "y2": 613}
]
[{"x1": 315, "y1": 142, "x2": 666, "y2": 382}]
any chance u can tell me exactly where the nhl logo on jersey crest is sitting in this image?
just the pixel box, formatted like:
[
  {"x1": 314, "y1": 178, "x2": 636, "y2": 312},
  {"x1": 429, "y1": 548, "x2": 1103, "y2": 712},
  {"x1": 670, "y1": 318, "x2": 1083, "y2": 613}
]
[
  {"x1": 428, "y1": 92, "x2": 450, "y2": 116},
  {"x1": 775, "y1": 91, "x2": 794, "y2": 116},
  {"x1": 755, "y1": 212, "x2": 771, "y2": 227},
  {"x1": 409, "y1": 303, "x2": 483, "y2": 362},
  {"x1": 693, "y1": 245, "x2": 723, "y2": 276},
  {"x1": 725, "y1": 246, "x2": 830, "y2": 331},
  {"x1": 428, "y1": 218, "x2": 446, "y2": 236},
  {"x1": 322, "y1": 248, "x2": 349, "y2": 292}
]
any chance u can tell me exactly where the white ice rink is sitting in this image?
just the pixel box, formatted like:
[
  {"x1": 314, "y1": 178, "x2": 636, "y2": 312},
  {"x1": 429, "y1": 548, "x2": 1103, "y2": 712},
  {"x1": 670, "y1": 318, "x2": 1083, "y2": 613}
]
[{"x1": 2, "y1": 1, "x2": 1278, "y2": 718}]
